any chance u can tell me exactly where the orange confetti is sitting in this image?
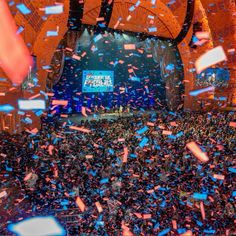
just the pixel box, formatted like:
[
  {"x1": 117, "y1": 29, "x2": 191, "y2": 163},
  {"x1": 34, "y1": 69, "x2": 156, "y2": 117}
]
[
  {"x1": 147, "y1": 122, "x2": 155, "y2": 126},
  {"x1": 123, "y1": 147, "x2": 129, "y2": 163},
  {"x1": 29, "y1": 93, "x2": 41, "y2": 100},
  {"x1": 124, "y1": 44, "x2": 136, "y2": 50},
  {"x1": 195, "y1": 31, "x2": 210, "y2": 40},
  {"x1": 76, "y1": 196, "x2": 86, "y2": 212},
  {"x1": 143, "y1": 214, "x2": 152, "y2": 219},
  {"x1": 213, "y1": 174, "x2": 225, "y2": 180},
  {"x1": 52, "y1": 100, "x2": 68, "y2": 106},
  {"x1": 48, "y1": 145, "x2": 54, "y2": 155},
  {"x1": 200, "y1": 201, "x2": 206, "y2": 220},
  {"x1": 72, "y1": 54, "x2": 81, "y2": 61},
  {"x1": 85, "y1": 155, "x2": 93, "y2": 159},
  {"x1": 24, "y1": 173, "x2": 32, "y2": 181},
  {"x1": 229, "y1": 122, "x2": 236, "y2": 127},
  {"x1": 69, "y1": 126, "x2": 91, "y2": 133},
  {"x1": 95, "y1": 201, "x2": 103, "y2": 213},
  {"x1": 0, "y1": 190, "x2": 7, "y2": 198},
  {"x1": 172, "y1": 220, "x2": 177, "y2": 229},
  {"x1": 186, "y1": 142, "x2": 209, "y2": 163},
  {"x1": 133, "y1": 213, "x2": 142, "y2": 218},
  {"x1": 162, "y1": 130, "x2": 172, "y2": 135},
  {"x1": 180, "y1": 230, "x2": 193, "y2": 236},
  {"x1": 96, "y1": 17, "x2": 104, "y2": 22}
]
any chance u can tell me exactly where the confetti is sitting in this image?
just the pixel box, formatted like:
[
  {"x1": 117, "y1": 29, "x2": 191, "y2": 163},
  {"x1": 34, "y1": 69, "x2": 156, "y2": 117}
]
[
  {"x1": 200, "y1": 201, "x2": 206, "y2": 220},
  {"x1": 127, "y1": 15, "x2": 132, "y2": 21},
  {"x1": 0, "y1": 190, "x2": 7, "y2": 198},
  {"x1": 46, "y1": 30, "x2": 58, "y2": 37},
  {"x1": 45, "y1": 5, "x2": 64, "y2": 14},
  {"x1": 69, "y1": 126, "x2": 91, "y2": 133},
  {"x1": 124, "y1": 44, "x2": 136, "y2": 50},
  {"x1": 195, "y1": 31, "x2": 210, "y2": 40},
  {"x1": 195, "y1": 46, "x2": 227, "y2": 74},
  {"x1": 136, "y1": 126, "x2": 149, "y2": 134},
  {"x1": 139, "y1": 137, "x2": 149, "y2": 148},
  {"x1": 18, "y1": 99, "x2": 46, "y2": 110},
  {"x1": 0, "y1": 104, "x2": 14, "y2": 112},
  {"x1": 16, "y1": 3, "x2": 31, "y2": 15},
  {"x1": 76, "y1": 197, "x2": 86, "y2": 212},
  {"x1": 187, "y1": 142, "x2": 209, "y2": 162},
  {"x1": 95, "y1": 201, "x2": 103, "y2": 213},
  {"x1": 213, "y1": 174, "x2": 225, "y2": 180},
  {"x1": 229, "y1": 122, "x2": 236, "y2": 127},
  {"x1": 52, "y1": 100, "x2": 68, "y2": 106},
  {"x1": 7, "y1": 216, "x2": 66, "y2": 236},
  {"x1": 189, "y1": 86, "x2": 215, "y2": 96},
  {"x1": 148, "y1": 27, "x2": 157, "y2": 32},
  {"x1": 94, "y1": 34, "x2": 103, "y2": 43},
  {"x1": 193, "y1": 193, "x2": 208, "y2": 200},
  {"x1": 123, "y1": 147, "x2": 129, "y2": 163}
]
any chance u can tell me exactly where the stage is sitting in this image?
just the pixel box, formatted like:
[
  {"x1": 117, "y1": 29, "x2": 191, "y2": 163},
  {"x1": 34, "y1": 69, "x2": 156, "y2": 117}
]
[{"x1": 61, "y1": 110, "x2": 156, "y2": 123}]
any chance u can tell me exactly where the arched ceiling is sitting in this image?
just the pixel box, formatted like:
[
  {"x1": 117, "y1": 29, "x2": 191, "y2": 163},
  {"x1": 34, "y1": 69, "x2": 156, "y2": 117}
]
[{"x1": 82, "y1": 0, "x2": 188, "y2": 39}]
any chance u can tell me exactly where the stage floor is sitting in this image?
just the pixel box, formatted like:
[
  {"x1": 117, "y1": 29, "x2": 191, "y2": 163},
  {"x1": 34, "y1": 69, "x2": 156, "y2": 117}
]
[{"x1": 62, "y1": 110, "x2": 156, "y2": 124}]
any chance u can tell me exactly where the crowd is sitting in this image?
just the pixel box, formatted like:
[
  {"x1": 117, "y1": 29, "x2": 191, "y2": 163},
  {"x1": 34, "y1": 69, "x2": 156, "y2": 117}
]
[{"x1": 0, "y1": 110, "x2": 235, "y2": 235}]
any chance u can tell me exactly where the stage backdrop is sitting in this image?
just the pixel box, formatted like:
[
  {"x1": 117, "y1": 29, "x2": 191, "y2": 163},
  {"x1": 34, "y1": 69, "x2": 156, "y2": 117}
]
[
  {"x1": 82, "y1": 70, "x2": 114, "y2": 93},
  {"x1": 52, "y1": 28, "x2": 174, "y2": 114}
]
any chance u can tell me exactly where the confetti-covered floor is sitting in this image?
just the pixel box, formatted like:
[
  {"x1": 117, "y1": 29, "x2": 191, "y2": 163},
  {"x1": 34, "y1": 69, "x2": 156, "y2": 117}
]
[{"x1": 0, "y1": 111, "x2": 235, "y2": 235}]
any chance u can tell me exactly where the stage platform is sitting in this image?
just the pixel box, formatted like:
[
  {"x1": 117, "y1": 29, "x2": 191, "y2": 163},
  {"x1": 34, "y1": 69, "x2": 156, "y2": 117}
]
[{"x1": 61, "y1": 110, "x2": 156, "y2": 124}]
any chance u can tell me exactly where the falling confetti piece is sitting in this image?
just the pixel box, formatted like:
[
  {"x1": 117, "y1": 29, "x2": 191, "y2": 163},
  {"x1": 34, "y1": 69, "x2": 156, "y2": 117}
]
[
  {"x1": 187, "y1": 142, "x2": 209, "y2": 162},
  {"x1": 52, "y1": 100, "x2": 68, "y2": 106},
  {"x1": 45, "y1": 5, "x2": 64, "y2": 14},
  {"x1": 124, "y1": 44, "x2": 136, "y2": 50},
  {"x1": 195, "y1": 46, "x2": 227, "y2": 74},
  {"x1": 0, "y1": 104, "x2": 14, "y2": 112},
  {"x1": 16, "y1": 3, "x2": 31, "y2": 15},
  {"x1": 193, "y1": 193, "x2": 208, "y2": 200},
  {"x1": 76, "y1": 197, "x2": 86, "y2": 212},
  {"x1": 7, "y1": 216, "x2": 66, "y2": 236},
  {"x1": 18, "y1": 99, "x2": 46, "y2": 110},
  {"x1": 69, "y1": 126, "x2": 91, "y2": 133},
  {"x1": 189, "y1": 86, "x2": 215, "y2": 96},
  {"x1": 0, "y1": 190, "x2": 7, "y2": 198},
  {"x1": 95, "y1": 201, "x2": 103, "y2": 213}
]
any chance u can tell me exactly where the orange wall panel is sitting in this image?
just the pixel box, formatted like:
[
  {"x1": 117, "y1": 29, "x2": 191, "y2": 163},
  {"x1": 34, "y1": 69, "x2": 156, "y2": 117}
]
[{"x1": 82, "y1": 0, "x2": 102, "y2": 26}]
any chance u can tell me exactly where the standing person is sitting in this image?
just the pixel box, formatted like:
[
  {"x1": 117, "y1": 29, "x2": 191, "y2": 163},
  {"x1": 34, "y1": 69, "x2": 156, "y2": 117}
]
[
  {"x1": 127, "y1": 104, "x2": 130, "y2": 114},
  {"x1": 119, "y1": 105, "x2": 123, "y2": 116}
]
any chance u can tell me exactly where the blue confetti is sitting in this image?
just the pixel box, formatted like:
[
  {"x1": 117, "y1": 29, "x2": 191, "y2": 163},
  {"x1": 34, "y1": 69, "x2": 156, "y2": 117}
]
[
  {"x1": 228, "y1": 167, "x2": 236, "y2": 173},
  {"x1": 158, "y1": 228, "x2": 170, "y2": 236},
  {"x1": 16, "y1": 3, "x2": 31, "y2": 14},
  {"x1": 0, "y1": 104, "x2": 14, "y2": 113},
  {"x1": 47, "y1": 31, "x2": 58, "y2": 37},
  {"x1": 136, "y1": 126, "x2": 149, "y2": 135},
  {"x1": 193, "y1": 193, "x2": 208, "y2": 200},
  {"x1": 100, "y1": 178, "x2": 109, "y2": 184},
  {"x1": 45, "y1": 5, "x2": 63, "y2": 14},
  {"x1": 139, "y1": 137, "x2": 149, "y2": 148}
]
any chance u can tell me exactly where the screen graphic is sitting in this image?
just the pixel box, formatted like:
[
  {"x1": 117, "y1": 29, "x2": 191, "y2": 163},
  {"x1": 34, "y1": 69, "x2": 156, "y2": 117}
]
[{"x1": 82, "y1": 70, "x2": 114, "y2": 93}]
